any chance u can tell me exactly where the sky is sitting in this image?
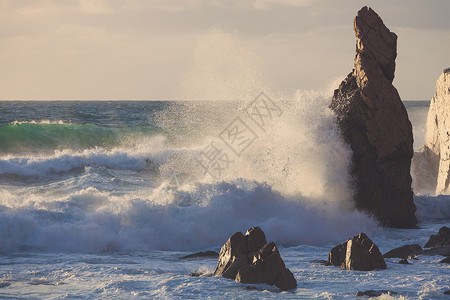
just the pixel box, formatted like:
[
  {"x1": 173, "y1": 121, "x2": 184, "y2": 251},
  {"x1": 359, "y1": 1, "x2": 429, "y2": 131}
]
[{"x1": 0, "y1": 0, "x2": 449, "y2": 100}]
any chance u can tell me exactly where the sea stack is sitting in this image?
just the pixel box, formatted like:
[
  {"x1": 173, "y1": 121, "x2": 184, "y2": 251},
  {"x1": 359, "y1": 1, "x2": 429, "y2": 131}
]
[
  {"x1": 420, "y1": 69, "x2": 450, "y2": 195},
  {"x1": 330, "y1": 7, "x2": 417, "y2": 228}
]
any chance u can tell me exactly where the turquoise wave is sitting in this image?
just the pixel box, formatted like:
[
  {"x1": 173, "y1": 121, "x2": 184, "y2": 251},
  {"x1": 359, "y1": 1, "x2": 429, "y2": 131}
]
[{"x1": 0, "y1": 122, "x2": 160, "y2": 153}]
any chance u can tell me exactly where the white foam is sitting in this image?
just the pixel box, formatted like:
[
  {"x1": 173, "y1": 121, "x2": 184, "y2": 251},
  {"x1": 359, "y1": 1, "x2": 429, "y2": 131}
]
[
  {"x1": 415, "y1": 195, "x2": 450, "y2": 221},
  {"x1": 10, "y1": 120, "x2": 70, "y2": 125},
  {"x1": 0, "y1": 135, "x2": 172, "y2": 177},
  {"x1": 0, "y1": 179, "x2": 378, "y2": 253}
]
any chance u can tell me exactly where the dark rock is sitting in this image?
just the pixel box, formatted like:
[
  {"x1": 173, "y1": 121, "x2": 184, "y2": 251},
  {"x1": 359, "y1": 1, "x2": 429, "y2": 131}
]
[
  {"x1": 189, "y1": 272, "x2": 202, "y2": 277},
  {"x1": 439, "y1": 257, "x2": 450, "y2": 263},
  {"x1": 398, "y1": 259, "x2": 409, "y2": 264},
  {"x1": 329, "y1": 6, "x2": 417, "y2": 228},
  {"x1": 214, "y1": 227, "x2": 297, "y2": 291},
  {"x1": 0, "y1": 281, "x2": 10, "y2": 288},
  {"x1": 328, "y1": 232, "x2": 386, "y2": 271},
  {"x1": 422, "y1": 245, "x2": 450, "y2": 256},
  {"x1": 356, "y1": 290, "x2": 398, "y2": 297},
  {"x1": 444, "y1": 290, "x2": 450, "y2": 295},
  {"x1": 424, "y1": 226, "x2": 450, "y2": 248},
  {"x1": 214, "y1": 231, "x2": 249, "y2": 279},
  {"x1": 181, "y1": 251, "x2": 219, "y2": 259},
  {"x1": 236, "y1": 242, "x2": 297, "y2": 291},
  {"x1": 309, "y1": 260, "x2": 331, "y2": 266},
  {"x1": 329, "y1": 243, "x2": 347, "y2": 267},
  {"x1": 383, "y1": 244, "x2": 423, "y2": 259}
]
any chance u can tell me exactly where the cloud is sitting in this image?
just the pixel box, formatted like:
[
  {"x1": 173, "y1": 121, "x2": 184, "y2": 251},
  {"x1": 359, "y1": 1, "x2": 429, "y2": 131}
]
[
  {"x1": 80, "y1": 0, "x2": 114, "y2": 15},
  {"x1": 0, "y1": 0, "x2": 449, "y2": 100},
  {"x1": 251, "y1": 0, "x2": 316, "y2": 10}
]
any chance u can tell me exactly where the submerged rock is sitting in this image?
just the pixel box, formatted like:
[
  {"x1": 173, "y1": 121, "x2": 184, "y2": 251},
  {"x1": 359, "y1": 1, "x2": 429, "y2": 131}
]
[
  {"x1": 398, "y1": 259, "x2": 409, "y2": 265},
  {"x1": 439, "y1": 257, "x2": 450, "y2": 264},
  {"x1": 181, "y1": 251, "x2": 219, "y2": 259},
  {"x1": 383, "y1": 244, "x2": 423, "y2": 259},
  {"x1": 356, "y1": 290, "x2": 398, "y2": 297},
  {"x1": 214, "y1": 227, "x2": 297, "y2": 291},
  {"x1": 424, "y1": 226, "x2": 450, "y2": 248},
  {"x1": 422, "y1": 245, "x2": 450, "y2": 257},
  {"x1": 414, "y1": 69, "x2": 450, "y2": 194},
  {"x1": 328, "y1": 232, "x2": 386, "y2": 271},
  {"x1": 329, "y1": 6, "x2": 417, "y2": 228},
  {"x1": 309, "y1": 259, "x2": 331, "y2": 266}
]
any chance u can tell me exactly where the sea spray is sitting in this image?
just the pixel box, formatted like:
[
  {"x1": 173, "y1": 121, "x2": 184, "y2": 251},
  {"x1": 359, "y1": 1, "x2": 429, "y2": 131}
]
[
  {"x1": 0, "y1": 179, "x2": 378, "y2": 253},
  {"x1": 0, "y1": 29, "x2": 380, "y2": 252}
]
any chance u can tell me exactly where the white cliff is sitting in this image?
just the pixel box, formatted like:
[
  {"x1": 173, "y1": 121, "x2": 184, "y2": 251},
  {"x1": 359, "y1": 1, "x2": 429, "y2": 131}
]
[{"x1": 414, "y1": 69, "x2": 450, "y2": 195}]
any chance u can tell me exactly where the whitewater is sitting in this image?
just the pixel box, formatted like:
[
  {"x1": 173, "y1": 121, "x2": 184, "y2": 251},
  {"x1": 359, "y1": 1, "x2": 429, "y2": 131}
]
[{"x1": 0, "y1": 99, "x2": 449, "y2": 299}]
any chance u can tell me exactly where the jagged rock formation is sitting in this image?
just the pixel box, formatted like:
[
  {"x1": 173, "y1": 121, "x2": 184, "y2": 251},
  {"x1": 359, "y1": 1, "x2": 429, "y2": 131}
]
[
  {"x1": 424, "y1": 226, "x2": 450, "y2": 248},
  {"x1": 328, "y1": 232, "x2": 386, "y2": 271},
  {"x1": 413, "y1": 69, "x2": 450, "y2": 195},
  {"x1": 330, "y1": 6, "x2": 417, "y2": 228},
  {"x1": 214, "y1": 227, "x2": 297, "y2": 291}
]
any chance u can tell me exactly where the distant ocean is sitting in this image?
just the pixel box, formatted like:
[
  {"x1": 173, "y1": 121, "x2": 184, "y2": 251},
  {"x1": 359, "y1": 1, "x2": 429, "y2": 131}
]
[{"x1": 0, "y1": 99, "x2": 448, "y2": 299}]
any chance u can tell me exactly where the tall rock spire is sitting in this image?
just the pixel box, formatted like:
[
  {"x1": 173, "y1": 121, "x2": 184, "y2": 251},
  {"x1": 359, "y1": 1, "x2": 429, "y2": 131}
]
[{"x1": 330, "y1": 7, "x2": 417, "y2": 228}]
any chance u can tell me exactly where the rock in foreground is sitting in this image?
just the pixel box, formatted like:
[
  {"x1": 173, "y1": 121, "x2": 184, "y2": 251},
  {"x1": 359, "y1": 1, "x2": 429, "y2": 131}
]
[
  {"x1": 214, "y1": 227, "x2": 297, "y2": 291},
  {"x1": 383, "y1": 244, "x2": 423, "y2": 259},
  {"x1": 328, "y1": 233, "x2": 386, "y2": 271},
  {"x1": 329, "y1": 6, "x2": 417, "y2": 228},
  {"x1": 424, "y1": 226, "x2": 450, "y2": 248}
]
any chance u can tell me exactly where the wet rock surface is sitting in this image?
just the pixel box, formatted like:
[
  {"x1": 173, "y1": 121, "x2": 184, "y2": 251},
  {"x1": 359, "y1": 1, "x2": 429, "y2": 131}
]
[
  {"x1": 330, "y1": 6, "x2": 417, "y2": 228},
  {"x1": 424, "y1": 226, "x2": 450, "y2": 248},
  {"x1": 356, "y1": 290, "x2": 397, "y2": 297},
  {"x1": 328, "y1": 232, "x2": 386, "y2": 271},
  {"x1": 383, "y1": 244, "x2": 423, "y2": 259},
  {"x1": 214, "y1": 227, "x2": 297, "y2": 291}
]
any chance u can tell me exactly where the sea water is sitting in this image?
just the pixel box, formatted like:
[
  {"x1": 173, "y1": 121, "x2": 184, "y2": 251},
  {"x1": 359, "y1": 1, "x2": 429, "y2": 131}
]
[{"x1": 0, "y1": 99, "x2": 448, "y2": 299}]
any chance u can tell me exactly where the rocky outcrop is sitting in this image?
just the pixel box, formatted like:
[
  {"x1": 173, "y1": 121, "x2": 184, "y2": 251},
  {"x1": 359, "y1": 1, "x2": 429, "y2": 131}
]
[
  {"x1": 424, "y1": 226, "x2": 450, "y2": 248},
  {"x1": 328, "y1": 232, "x2": 386, "y2": 271},
  {"x1": 330, "y1": 6, "x2": 417, "y2": 228},
  {"x1": 383, "y1": 244, "x2": 423, "y2": 259},
  {"x1": 415, "y1": 69, "x2": 450, "y2": 195},
  {"x1": 214, "y1": 227, "x2": 297, "y2": 291}
]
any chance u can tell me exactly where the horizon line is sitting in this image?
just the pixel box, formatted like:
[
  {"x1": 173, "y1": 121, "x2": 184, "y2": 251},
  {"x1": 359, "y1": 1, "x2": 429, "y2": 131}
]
[{"x1": 0, "y1": 99, "x2": 431, "y2": 102}]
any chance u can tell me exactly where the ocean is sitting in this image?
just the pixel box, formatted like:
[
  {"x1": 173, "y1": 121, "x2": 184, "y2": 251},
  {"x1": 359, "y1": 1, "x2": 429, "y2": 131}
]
[{"x1": 0, "y1": 99, "x2": 448, "y2": 299}]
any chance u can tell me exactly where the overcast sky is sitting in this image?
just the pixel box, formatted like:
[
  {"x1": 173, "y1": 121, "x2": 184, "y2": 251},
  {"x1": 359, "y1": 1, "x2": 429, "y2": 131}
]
[{"x1": 0, "y1": 0, "x2": 449, "y2": 100}]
